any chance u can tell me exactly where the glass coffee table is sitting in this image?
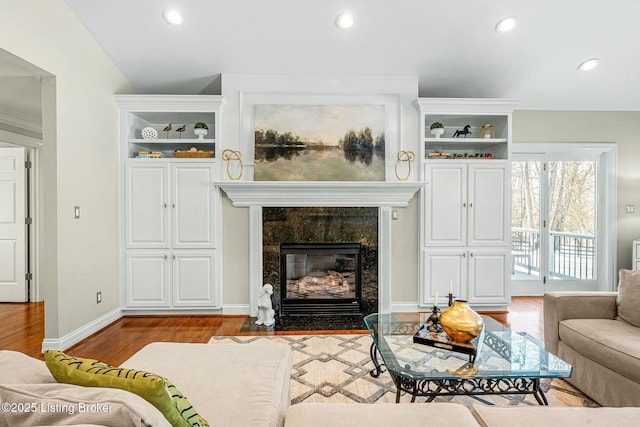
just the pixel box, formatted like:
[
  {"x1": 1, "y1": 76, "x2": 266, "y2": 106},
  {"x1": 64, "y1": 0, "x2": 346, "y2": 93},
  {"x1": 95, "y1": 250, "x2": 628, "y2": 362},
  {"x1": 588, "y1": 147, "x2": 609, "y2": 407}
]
[{"x1": 364, "y1": 312, "x2": 572, "y2": 404}]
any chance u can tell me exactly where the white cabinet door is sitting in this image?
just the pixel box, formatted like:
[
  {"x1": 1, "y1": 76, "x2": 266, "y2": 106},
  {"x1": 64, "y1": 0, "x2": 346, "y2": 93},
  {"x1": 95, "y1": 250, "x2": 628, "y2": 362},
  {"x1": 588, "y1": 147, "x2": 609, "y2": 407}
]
[
  {"x1": 126, "y1": 164, "x2": 169, "y2": 248},
  {"x1": 172, "y1": 164, "x2": 214, "y2": 249},
  {"x1": 468, "y1": 248, "x2": 509, "y2": 304},
  {"x1": 172, "y1": 251, "x2": 216, "y2": 307},
  {"x1": 468, "y1": 163, "x2": 509, "y2": 246},
  {"x1": 425, "y1": 164, "x2": 467, "y2": 246},
  {"x1": 422, "y1": 249, "x2": 467, "y2": 306},
  {"x1": 125, "y1": 252, "x2": 171, "y2": 307}
]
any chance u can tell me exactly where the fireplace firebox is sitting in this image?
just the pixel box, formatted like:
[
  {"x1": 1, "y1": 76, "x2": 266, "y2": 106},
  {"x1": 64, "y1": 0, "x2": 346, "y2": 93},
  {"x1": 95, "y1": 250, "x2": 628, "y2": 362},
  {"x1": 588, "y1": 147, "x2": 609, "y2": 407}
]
[{"x1": 279, "y1": 243, "x2": 362, "y2": 315}]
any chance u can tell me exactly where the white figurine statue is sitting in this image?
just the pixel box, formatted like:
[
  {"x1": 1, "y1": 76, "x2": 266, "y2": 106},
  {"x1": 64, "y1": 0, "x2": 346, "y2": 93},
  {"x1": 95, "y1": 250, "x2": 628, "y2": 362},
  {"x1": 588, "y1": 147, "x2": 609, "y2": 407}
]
[{"x1": 256, "y1": 283, "x2": 275, "y2": 326}]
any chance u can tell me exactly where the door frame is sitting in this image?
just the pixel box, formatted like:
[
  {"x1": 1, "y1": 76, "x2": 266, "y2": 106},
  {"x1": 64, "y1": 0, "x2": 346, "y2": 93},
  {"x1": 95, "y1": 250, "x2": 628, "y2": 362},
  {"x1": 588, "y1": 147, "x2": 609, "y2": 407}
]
[
  {"x1": 511, "y1": 143, "x2": 617, "y2": 295},
  {"x1": 0, "y1": 130, "x2": 42, "y2": 302}
]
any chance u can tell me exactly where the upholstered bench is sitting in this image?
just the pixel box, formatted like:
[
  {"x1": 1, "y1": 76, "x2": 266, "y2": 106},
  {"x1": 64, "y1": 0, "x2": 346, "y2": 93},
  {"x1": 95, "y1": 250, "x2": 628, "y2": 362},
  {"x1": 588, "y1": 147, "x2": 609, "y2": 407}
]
[
  {"x1": 284, "y1": 402, "x2": 640, "y2": 427},
  {"x1": 121, "y1": 342, "x2": 292, "y2": 427},
  {"x1": 284, "y1": 402, "x2": 480, "y2": 427}
]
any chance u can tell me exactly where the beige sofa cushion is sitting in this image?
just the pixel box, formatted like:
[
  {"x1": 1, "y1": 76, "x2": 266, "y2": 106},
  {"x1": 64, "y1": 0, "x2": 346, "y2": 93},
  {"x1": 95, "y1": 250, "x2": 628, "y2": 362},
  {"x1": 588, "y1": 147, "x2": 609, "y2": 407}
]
[
  {"x1": 559, "y1": 318, "x2": 640, "y2": 383},
  {"x1": 472, "y1": 405, "x2": 640, "y2": 427},
  {"x1": 618, "y1": 269, "x2": 640, "y2": 327},
  {"x1": 0, "y1": 383, "x2": 170, "y2": 427},
  {"x1": 0, "y1": 350, "x2": 56, "y2": 384},
  {"x1": 44, "y1": 350, "x2": 207, "y2": 427},
  {"x1": 121, "y1": 342, "x2": 292, "y2": 427},
  {"x1": 285, "y1": 402, "x2": 481, "y2": 427}
]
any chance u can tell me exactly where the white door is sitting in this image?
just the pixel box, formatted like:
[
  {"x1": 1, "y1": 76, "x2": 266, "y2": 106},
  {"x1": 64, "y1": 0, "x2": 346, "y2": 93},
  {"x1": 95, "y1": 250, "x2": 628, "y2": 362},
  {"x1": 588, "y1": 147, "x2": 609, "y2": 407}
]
[
  {"x1": 422, "y1": 249, "x2": 467, "y2": 306},
  {"x1": 468, "y1": 248, "x2": 509, "y2": 305},
  {"x1": 0, "y1": 147, "x2": 27, "y2": 302},
  {"x1": 172, "y1": 164, "x2": 214, "y2": 249},
  {"x1": 511, "y1": 144, "x2": 616, "y2": 294},
  {"x1": 126, "y1": 164, "x2": 170, "y2": 248},
  {"x1": 172, "y1": 251, "x2": 216, "y2": 306},
  {"x1": 125, "y1": 252, "x2": 171, "y2": 307},
  {"x1": 468, "y1": 163, "x2": 509, "y2": 246},
  {"x1": 424, "y1": 164, "x2": 467, "y2": 246}
]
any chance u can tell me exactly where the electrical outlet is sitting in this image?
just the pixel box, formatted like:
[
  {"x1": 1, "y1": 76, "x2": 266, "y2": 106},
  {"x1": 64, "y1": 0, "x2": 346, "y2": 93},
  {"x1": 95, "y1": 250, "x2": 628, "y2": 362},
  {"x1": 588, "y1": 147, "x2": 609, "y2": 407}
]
[
  {"x1": 96, "y1": 291, "x2": 102, "y2": 304},
  {"x1": 625, "y1": 205, "x2": 635, "y2": 214}
]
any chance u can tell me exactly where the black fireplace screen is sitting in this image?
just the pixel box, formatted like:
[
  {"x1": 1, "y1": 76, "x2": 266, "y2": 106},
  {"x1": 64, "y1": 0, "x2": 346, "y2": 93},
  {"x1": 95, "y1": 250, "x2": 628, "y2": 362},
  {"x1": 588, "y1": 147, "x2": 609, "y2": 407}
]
[{"x1": 280, "y1": 242, "x2": 362, "y2": 315}]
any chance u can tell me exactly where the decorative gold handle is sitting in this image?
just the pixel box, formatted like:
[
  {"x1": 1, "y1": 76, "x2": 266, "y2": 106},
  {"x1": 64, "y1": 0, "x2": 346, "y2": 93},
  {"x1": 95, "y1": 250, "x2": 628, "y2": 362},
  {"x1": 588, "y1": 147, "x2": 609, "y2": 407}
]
[
  {"x1": 394, "y1": 150, "x2": 415, "y2": 181},
  {"x1": 221, "y1": 149, "x2": 243, "y2": 181},
  {"x1": 163, "y1": 203, "x2": 167, "y2": 208},
  {"x1": 462, "y1": 202, "x2": 467, "y2": 208}
]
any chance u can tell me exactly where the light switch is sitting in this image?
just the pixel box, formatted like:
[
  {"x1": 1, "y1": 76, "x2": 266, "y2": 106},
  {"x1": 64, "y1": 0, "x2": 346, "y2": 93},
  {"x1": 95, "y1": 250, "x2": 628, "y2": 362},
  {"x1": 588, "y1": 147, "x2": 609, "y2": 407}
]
[
  {"x1": 625, "y1": 205, "x2": 635, "y2": 214},
  {"x1": 74, "y1": 206, "x2": 80, "y2": 219}
]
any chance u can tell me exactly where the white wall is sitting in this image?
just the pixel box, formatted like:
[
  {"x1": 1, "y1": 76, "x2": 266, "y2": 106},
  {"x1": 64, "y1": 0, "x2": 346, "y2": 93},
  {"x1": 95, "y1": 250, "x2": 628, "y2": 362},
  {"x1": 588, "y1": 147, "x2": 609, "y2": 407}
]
[{"x1": 0, "y1": 1, "x2": 133, "y2": 338}]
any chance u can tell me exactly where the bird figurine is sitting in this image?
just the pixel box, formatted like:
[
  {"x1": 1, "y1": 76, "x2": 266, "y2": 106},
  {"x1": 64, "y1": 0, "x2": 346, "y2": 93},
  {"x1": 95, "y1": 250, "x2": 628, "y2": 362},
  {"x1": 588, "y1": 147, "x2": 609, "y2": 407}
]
[
  {"x1": 163, "y1": 123, "x2": 172, "y2": 138},
  {"x1": 175, "y1": 124, "x2": 186, "y2": 138}
]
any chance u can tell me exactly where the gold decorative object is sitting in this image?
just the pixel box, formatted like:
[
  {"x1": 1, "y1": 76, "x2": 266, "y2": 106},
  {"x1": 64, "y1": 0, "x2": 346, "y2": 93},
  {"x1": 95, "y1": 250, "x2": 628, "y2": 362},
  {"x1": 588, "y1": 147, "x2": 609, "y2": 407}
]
[
  {"x1": 480, "y1": 124, "x2": 495, "y2": 139},
  {"x1": 439, "y1": 300, "x2": 484, "y2": 343},
  {"x1": 221, "y1": 149, "x2": 243, "y2": 180},
  {"x1": 446, "y1": 362, "x2": 479, "y2": 377},
  {"x1": 394, "y1": 150, "x2": 415, "y2": 181}
]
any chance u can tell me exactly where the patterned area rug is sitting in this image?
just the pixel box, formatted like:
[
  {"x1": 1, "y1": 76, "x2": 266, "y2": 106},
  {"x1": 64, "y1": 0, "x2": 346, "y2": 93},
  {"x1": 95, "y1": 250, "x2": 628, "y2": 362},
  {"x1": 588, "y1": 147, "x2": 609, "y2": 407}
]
[{"x1": 208, "y1": 334, "x2": 599, "y2": 408}]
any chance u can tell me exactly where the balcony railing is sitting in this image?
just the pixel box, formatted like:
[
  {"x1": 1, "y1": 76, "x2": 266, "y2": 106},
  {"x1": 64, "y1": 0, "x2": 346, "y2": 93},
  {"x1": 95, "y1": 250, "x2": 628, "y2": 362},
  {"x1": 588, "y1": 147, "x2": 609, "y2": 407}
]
[{"x1": 512, "y1": 228, "x2": 595, "y2": 280}]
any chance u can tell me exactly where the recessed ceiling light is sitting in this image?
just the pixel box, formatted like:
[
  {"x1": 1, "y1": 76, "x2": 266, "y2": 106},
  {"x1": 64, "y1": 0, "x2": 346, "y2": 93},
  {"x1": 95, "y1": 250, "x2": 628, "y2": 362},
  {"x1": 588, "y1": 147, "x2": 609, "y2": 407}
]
[
  {"x1": 335, "y1": 13, "x2": 354, "y2": 30},
  {"x1": 163, "y1": 9, "x2": 183, "y2": 25},
  {"x1": 495, "y1": 17, "x2": 518, "y2": 33},
  {"x1": 578, "y1": 58, "x2": 600, "y2": 71}
]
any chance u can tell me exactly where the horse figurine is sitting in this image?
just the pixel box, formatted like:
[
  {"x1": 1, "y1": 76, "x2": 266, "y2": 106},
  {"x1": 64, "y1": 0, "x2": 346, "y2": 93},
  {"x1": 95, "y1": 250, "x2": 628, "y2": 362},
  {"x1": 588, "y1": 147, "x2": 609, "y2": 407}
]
[{"x1": 453, "y1": 125, "x2": 471, "y2": 138}]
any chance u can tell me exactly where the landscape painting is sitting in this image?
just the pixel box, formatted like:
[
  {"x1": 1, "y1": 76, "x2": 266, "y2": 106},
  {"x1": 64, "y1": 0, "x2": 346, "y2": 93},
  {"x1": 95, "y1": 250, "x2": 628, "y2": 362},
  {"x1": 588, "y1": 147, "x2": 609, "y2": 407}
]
[{"x1": 253, "y1": 104, "x2": 386, "y2": 181}]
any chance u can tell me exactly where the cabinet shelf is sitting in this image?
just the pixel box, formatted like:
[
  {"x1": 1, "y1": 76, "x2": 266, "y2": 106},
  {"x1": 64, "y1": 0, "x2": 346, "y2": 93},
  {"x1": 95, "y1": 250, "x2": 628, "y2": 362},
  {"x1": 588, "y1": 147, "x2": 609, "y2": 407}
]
[
  {"x1": 425, "y1": 137, "x2": 507, "y2": 145},
  {"x1": 129, "y1": 138, "x2": 215, "y2": 144}
]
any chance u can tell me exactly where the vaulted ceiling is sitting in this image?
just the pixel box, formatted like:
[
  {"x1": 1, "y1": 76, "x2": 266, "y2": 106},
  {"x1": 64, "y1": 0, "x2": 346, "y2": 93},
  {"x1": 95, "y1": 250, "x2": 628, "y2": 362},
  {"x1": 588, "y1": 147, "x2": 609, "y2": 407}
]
[{"x1": 63, "y1": 0, "x2": 640, "y2": 111}]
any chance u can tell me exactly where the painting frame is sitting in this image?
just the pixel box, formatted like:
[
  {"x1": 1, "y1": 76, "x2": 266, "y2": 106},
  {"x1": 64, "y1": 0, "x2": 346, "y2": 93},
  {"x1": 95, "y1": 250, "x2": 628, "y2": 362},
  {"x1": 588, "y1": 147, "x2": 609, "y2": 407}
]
[{"x1": 239, "y1": 92, "x2": 401, "y2": 182}]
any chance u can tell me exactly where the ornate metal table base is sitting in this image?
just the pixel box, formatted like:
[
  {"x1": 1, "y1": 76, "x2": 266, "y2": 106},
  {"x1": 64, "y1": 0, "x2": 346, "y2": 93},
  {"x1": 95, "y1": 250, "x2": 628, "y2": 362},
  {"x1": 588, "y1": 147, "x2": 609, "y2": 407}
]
[
  {"x1": 369, "y1": 342, "x2": 385, "y2": 377},
  {"x1": 369, "y1": 342, "x2": 548, "y2": 405},
  {"x1": 390, "y1": 373, "x2": 548, "y2": 405}
]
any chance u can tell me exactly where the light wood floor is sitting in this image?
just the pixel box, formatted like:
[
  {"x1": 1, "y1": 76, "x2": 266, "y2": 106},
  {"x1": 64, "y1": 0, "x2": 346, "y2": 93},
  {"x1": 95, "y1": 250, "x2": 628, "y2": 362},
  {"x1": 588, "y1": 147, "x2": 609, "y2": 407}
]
[{"x1": 0, "y1": 297, "x2": 543, "y2": 365}]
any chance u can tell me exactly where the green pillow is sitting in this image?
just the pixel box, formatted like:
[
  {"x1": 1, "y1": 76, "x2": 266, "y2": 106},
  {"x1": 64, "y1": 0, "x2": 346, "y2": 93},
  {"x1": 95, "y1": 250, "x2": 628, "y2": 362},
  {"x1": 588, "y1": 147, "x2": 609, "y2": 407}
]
[{"x1": 44, "y1": 350, "x2": 208, "y2": 427}]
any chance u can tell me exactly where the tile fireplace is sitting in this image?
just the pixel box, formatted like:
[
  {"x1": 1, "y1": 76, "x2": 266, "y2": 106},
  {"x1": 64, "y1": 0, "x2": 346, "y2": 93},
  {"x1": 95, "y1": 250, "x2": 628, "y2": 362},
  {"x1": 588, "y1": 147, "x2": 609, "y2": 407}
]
[{"x1": 263, "y1": 207, "x2": 378, "y2": 318}]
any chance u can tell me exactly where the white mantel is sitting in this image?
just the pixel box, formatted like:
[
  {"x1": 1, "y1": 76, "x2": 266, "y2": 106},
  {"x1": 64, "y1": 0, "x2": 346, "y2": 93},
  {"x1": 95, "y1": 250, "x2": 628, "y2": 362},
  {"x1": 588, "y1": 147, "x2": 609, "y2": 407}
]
[
  {"x1": 217, "y1": 181, "x2": 424, "y2": 207},
  {"x1": 218, "y1": 181, "x2": 422, "y2": 317}
]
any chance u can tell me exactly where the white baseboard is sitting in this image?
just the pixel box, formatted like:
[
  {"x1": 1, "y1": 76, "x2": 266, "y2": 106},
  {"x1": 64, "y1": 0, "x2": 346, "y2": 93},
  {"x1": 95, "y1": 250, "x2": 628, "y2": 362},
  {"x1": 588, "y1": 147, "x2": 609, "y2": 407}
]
[
  {"x1": 222, "y1": 304, "x2": 251, "y2": 315},
  {"x1": 41, "y1": 308, "x2": 123, "y2": 352},
  {"x1": 121, "y1": 308, "x2": 223, "y2": 315}
]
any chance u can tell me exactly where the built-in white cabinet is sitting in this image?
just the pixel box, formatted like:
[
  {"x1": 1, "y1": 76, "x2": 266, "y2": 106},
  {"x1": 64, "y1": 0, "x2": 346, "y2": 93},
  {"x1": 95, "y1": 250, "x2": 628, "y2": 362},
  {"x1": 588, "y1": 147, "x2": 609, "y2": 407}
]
[
  {"x1": 417, "y1": 98, "x2": 516, "y2": 310},
  {"x1": 126, "y1": 163, "x2": 215, "y2": 249},
  {"x1": 424, "y1": 162, "x2": 509, "y2": 247},
  {"x1": 116, "y1": 95, "x2": 223, "y2": 311},
  {"x1": 422, "y1": 248, "x2": 509, "y2": 307},
  {"x1": 633, "y1": 240, "x2": 640, "y2": 270}
]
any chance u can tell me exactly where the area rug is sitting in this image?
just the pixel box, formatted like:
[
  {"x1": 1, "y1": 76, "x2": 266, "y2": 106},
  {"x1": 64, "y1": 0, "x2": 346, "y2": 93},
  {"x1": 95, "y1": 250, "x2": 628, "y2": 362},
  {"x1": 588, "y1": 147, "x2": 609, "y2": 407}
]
[{"x1": 208, "y1": 334, "x2": 599, "y2": 408}]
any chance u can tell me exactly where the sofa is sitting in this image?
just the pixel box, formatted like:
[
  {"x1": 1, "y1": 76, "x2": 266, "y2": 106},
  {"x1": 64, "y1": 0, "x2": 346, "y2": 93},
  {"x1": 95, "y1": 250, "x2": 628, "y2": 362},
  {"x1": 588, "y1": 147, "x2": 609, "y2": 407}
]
[
  {"x1": 544, "y1": 287, "x2": 640, "y2": 406},
  {"x1": 0, "y1": 342, "x2": 292, "y2": 427},
  {"x1": 2, "y1": 338, "x2": 640, "y2": 426}
]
